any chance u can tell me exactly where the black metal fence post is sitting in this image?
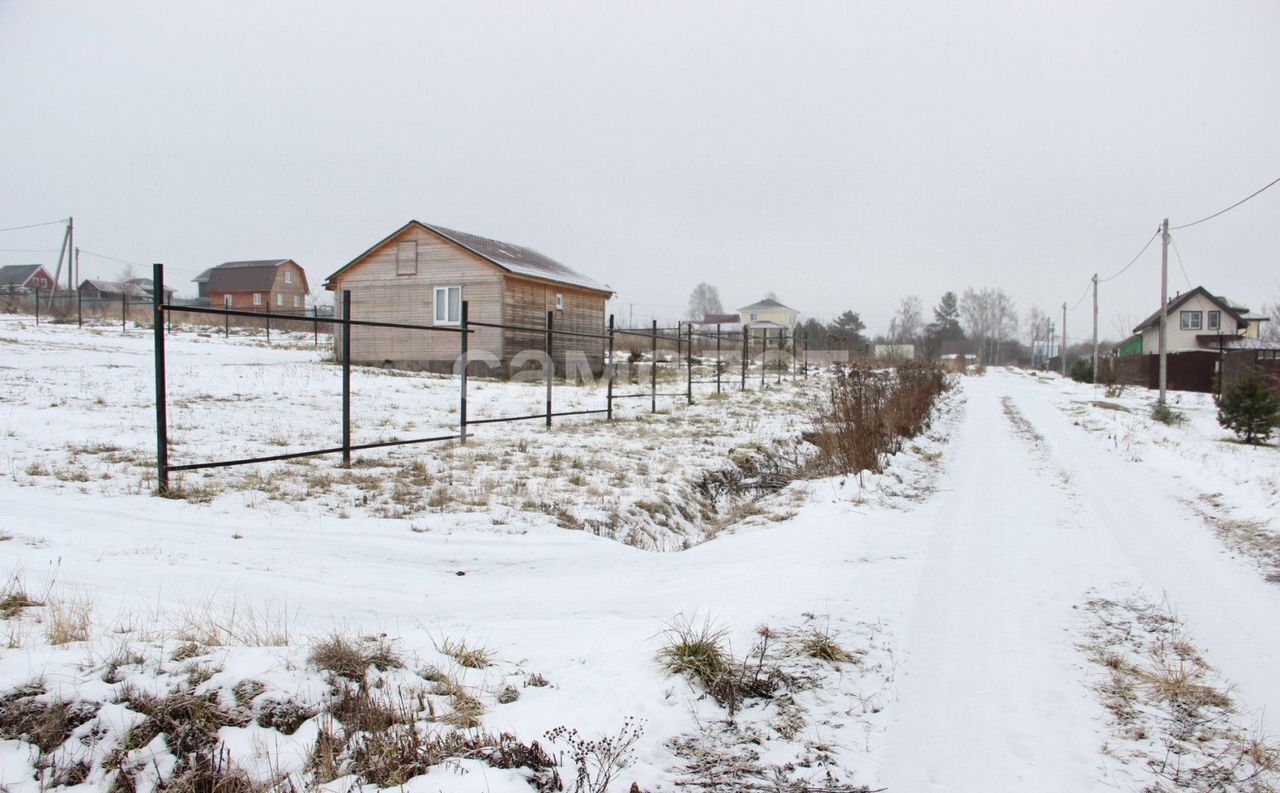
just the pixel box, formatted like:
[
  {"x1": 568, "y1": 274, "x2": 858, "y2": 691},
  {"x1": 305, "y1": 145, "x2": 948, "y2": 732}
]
[
  {"x1": 676, "y1": 321, "x2": 682, "y2": 375},
  {"x1": 34, "y1": 287, "x2": 40, "y2": 325},
  {"x1": 545, "y1": 310, "x2": 554, "y2": 428},
  {"x1": 686, "y1": 321, "x2": 693, "y2": 405},
  {"x1": 741, "y1": 328, "x2": 748, "y2": 390},
  {"x1": 760, "y1": 329, "x2": 766, "y2": 389},
  {"x1": 313, "y1": 306, "x2": 319, "y2": 347},
  {"x1": 265, "y1": 302, "x2": 271, "y2": 342},
  {"x1": 153, "y1": 263, "x2": 169, "y2": 495},
  {"x1": 803, "y1": 331, "x2": 808, "y2": 378},
  {"x1": 606, "y1": 314, "x2": 615, "y2": 420},
  {"x1": 715, "y1": 323, "x2": 722, "y2": 394},
  {"x1": 650, "y1": 319, "x2": 658, "y2": 413},
  {"x1": 122, "y1": 291, "x2": 127, "y2": 332},
  {"x1": 224, "y1": 299, "x2": 230, "y2": 337},
  {"x1": 77, "y1": 287, "x2": 82, "y2": 328},
  {"x1": 460, "y1": 301, "x2": 469, "y2": 444},
  {"x1": 341, "y1": 290, "x2": 352, "y2": 466}
]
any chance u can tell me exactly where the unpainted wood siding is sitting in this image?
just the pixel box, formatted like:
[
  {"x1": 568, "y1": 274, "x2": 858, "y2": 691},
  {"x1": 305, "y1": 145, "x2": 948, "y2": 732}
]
[
  {"x1": 332, "y1": 225, "x2": 505, "y2": 368},
  {"x1": 503, "y1": 277, "x2": 607, "y2": 375}
]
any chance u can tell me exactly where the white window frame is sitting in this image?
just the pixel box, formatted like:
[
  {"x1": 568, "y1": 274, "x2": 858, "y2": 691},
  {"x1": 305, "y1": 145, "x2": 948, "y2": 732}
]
[
  {"x1": 751, "y1": 312, "x2": 759, "y2": 321},
  {"x1": 434, "y1": 286, "x2": 461, "y2": 325},
  {"x1": 1207, "y1": 310, "x2": 1221, "y2": 331},
  {"x1": 555, "y1": 293, "x2": 564, "y2": 311},
  {"x1": 284, "y1": 270, "x2": 293, "y2": 284},
  {"x1": 253, "y1": 293, "x2": 262, "y2": 306},
  {"x1": 1179, "y1": 310, "x2": 1202, "y2": 331},
  {"x1": 397, "y1": 240, "x2": 418, "y2": 276},
  {"x1": 276, "y1": 293, "x2": 284, "y2": 307},
  {"x1": 224, "y1": 295, "x2": 233, "y2": 308},
  {"x1": 293, "y1": 294, "x2": 300, "y2": 308}
]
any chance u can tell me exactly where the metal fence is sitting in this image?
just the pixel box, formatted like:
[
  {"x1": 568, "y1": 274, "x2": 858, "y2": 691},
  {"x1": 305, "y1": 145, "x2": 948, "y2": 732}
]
[{"x1": 143, "y1": 263, "x2": 812, "y2": 495}]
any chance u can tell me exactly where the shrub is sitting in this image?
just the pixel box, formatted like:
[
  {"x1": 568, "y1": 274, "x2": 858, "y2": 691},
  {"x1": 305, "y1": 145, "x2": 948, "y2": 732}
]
[
  {"x1": 1217, "y1": 374, "x2": 1280, "y2": 444},
  {"x1": 1151, "y1": 401, "x2": 1187, "y2": 426},
  {"x1": 1070, "y1": 358, "x2": 1094, "y2": 384}
]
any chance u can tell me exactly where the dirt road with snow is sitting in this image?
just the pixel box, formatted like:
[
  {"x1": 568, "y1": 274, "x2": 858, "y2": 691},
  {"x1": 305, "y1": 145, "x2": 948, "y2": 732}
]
[{"x1": 880, "y1": 370, "x2": 1280, "y2": 792}]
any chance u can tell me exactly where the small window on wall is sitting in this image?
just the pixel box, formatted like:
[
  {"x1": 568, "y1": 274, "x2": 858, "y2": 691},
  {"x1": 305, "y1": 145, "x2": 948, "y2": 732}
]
[
  {"x1": 1208, "y1": 311, "x2": 1221, "y2": 331},
  {"x1": 276, "y1": 293, "x2": 284, "y2": 307},
  {"x1": 293, "y1": 295, "x2": 300, "y2": 308},
  {"x1": 1180, "y1": 310, "x2": 1202, "y2": 330},
  {"x1": 224, "y1": 295, "x2": 233, "y2": 308},
  {"x1": 555, "y1": 293, "x2": 564, "y2": 311},
  {"x1": 397, "y1": 241, "x2": 418, "y2": 275},
  {"x1": 253, "y1": 293, "x2": 262, "y2": 306},
  {"x1": 434, "y1": 286, "x2": 461, "y2": 324},
  {"x1": 284, "y1": 270, "x2": 293, "y2": 284}
]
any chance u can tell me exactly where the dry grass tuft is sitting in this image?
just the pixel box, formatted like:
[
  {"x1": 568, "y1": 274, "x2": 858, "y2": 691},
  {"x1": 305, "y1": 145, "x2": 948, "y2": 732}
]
[
  {"x1": 45, "y1": 596, "x2": 93, "y2": 644},
  {"x1": 435, "y1": 636, "x2": 493, "y2": 669},
  {"x1": 309, "y1": 633, "x2": 403, "y2": 680}
]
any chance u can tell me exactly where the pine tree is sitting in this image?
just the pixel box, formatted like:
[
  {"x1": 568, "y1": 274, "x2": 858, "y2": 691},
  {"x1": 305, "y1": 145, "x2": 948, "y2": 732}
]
[
  {"x1": 928, "y1": 292, "x2": 964, "y2": 342},
  {"x1": 1217, "y1": 374, "x2": 1280, "y2": 444}
]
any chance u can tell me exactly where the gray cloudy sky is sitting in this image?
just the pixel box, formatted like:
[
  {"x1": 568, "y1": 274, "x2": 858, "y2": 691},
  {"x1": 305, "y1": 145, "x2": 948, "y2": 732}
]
[{"x1": 2, "y1": 0, "x2": 1277, "y2": 339}]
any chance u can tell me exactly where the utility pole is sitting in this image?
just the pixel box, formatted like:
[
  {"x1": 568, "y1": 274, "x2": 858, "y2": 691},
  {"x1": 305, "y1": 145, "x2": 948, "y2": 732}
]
[
  {"x1": 1061, "y1": 302, "x2": 1067, "y2": 376},
  {"x1": 74, "y1": 247, "x2": 80, "y2": 293},
  {"x1": 1158, "y1": 218, "x2": 1170, "y2": 404},
  {"x1": 67, "y1": 216, "x2": 74, "y2": 291},
  {"x1": 1091, "y1": 274, "x2": 1099, "y2": 385}
]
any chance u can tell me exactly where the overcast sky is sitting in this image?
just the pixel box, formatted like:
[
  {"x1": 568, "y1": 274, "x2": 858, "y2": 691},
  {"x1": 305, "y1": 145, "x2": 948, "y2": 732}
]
[{"x1": 2, "y1": 0, "x2": 1277, "y2": 339}]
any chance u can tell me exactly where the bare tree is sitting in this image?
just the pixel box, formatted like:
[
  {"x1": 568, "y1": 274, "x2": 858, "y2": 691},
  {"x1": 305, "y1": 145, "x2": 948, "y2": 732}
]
[
  {"x1": 887, "y1": 296, "x2": 924, "y2": 345},
  {"x1": 960, "y1": 287, "x2": 1019, "y2": 364},
  {"x1": 115, "y1": 263, "x2": 137, "y2": 283},
  {"x1": 686, "y1": 282, "x2": 724, "y2": 320}
]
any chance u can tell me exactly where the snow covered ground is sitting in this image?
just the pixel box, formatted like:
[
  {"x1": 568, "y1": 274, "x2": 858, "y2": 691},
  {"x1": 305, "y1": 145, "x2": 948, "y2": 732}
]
[{"x1": 2, "y1": 319, "x2": 1278, "y2": 793}]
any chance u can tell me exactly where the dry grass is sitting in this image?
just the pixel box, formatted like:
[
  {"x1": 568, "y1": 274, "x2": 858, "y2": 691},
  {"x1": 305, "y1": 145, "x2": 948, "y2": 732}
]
[
  {"x1": 308, "y1": 632, "x2": 403, "y2": 680},
  {"x1": 45, "y1": 596, "x2": 93, "y2": 644},
  {"x1": 435, "y1": 635, "x2": 493, "y2": 669},
  {"x1": 173, "y1": 597, "x2": 293, "y2": 647}
]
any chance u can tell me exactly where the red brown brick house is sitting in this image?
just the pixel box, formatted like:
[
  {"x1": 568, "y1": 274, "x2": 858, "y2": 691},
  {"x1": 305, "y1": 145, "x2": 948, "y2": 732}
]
[
  {"x1": 0, "y1": 264, "x2": 55, "y2": 293},
  {"x1": 194, "y1": 260, "x2": 310, "y2": 314},
  {"x1": 324, "y1": 220, "x2": 614, "y2": 374}
]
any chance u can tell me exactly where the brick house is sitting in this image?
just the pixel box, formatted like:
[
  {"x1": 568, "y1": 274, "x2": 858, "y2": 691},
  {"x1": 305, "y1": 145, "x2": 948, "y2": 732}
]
[
  {"x1": 194, "y1": 260, "x2": 310, "y2": 314},
  {"x1": 0, "y1": 264, "x2": 55, "y2": 293}
]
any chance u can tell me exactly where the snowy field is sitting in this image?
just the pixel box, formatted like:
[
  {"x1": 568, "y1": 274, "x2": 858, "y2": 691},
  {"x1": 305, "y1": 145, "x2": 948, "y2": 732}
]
[{"x1": 2, "y1": 319, "x2": 1279, "y2": 793}]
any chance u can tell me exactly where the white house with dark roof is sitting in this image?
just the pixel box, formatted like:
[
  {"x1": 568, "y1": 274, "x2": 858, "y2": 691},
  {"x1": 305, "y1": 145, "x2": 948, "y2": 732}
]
[
  {"x1": 324, "y1": 220, "x2": 613, "y2": 374},
  {"x1": 1126, "y1": 286, "x2": 1269, "y2": 355},
  {"x1": 737, "y1": 297, "x2": 799, "y2": 335}
]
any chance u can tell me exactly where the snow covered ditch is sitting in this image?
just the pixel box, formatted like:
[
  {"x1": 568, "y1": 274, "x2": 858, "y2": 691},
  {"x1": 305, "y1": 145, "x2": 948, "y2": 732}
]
[
  {"x1": 1027, "y1": 371, "x2": 1280, "y2": 584},
  {"x1": 0, "y1": 320, "x2": 963, "y2": 793}
]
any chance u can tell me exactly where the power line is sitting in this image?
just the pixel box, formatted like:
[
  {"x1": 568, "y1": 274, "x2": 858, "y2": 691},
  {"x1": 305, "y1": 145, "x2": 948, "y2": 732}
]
[
  {"x1": 0, "y1": 218, "x2": 69, "y2": 233},
  {"x1": 79, "y1": 249, "x2": 145, "y2": 267},
  {"x1": 0, "y1": 248, "x2": 61, "y2": 253},
  {"x1": 1170, "y1": 175, "x2": 1280, "y2": 230},
  {"x1": 1067, "y1": 280, "x2": 1092, "y2": 312},
  {"x1": 1169, "y1": 236, "x2": 1193, "y2": 291},
  {"x1": 1099, "y1": 228, "x2": 1161, "y2": 283}
]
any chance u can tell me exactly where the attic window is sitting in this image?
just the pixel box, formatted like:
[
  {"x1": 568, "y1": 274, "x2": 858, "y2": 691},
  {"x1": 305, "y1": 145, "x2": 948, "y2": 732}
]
[
  {"x1": 284, "y1": 270, "x2": 293, "y2": 284},
  {"x1": 555, "y1": 293, "x2": 564, "y2": 311},
  {"x1": 1179, "y1": 311, "x2": 1202, "y2": 331},
  {"x1": 1208, "y1": 310, "x2": 1221, "y2": 331},
  {"x1": 397, "y1": 241, "x2": 418, "y2": 276}
]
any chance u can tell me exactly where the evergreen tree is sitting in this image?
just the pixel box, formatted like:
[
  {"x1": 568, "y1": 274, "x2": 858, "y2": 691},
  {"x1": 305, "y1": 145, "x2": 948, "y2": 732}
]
[
  {"x1": 1217, "y1": 375, "x2": 1280, "y2": 444},
  {"x1": 928, "y1": 292, "x2": 964, "y2": 342}
]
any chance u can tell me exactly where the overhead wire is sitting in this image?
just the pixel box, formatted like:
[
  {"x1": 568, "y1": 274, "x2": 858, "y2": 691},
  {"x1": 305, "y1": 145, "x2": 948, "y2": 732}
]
[
  {"x1": 1170, "y1": 175, "x2": 1280, "y2": 231},
  {"x1": 1099, "y1": 228, "x2": 1160, "y2": 284},
  {"x1": 1168, "y1": 236, "x2": 1193, "y2": 291},
  {"x1": 0, "y1": 218, "x2": 70, "y2": 233}
]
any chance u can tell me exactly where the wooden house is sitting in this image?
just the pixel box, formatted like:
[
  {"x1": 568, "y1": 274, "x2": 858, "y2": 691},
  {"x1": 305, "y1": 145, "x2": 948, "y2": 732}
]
[
  {"x1": 0, "y1": 264, "x2": 55, "y2": 294},
  {"x1": 323, "y1": 220, "x2": 614, "y2": 375},
  {"x1": 193, "y1": 260, "x2": 310, "y2": 313}
]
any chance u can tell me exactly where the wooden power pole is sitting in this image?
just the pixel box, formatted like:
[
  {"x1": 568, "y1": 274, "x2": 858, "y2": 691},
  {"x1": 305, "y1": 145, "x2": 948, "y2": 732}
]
[
  {"x1": 1091, "y1": 274, "x2": 1099, "y2": 384},
  {"x1": 1061, "y1": 302, "x2": 1067, "y2": 376},
  {"x1": 1158, "y1": 218, "x2": 1170, "y2": 404}
]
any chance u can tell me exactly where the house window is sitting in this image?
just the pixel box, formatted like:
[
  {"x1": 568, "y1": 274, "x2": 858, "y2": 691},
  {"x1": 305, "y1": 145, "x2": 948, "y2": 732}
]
[
  {"x1": 750, "y1": 313, "x2": 758, "y2": 321},
  {"x1": 276, "y1": 293, "x2": 284, "y2": 307},
  {"x1": 397, "y1": 241, "x2": 418, "y2": 276},
  {"x1": 1179, "y1": 310, "x2": 1202, "y2": 330},
  {"x1": 224, "y1": 295, "x2": 232, "y2": 308},
  {"x1": 284, "y1": 270, "x2": 293, "y2": 284},
  {"x1": 293, "y1": 295, "x2": 300, "y2": 308},
  {"x1": 253, "y1": 293, "x2": 262, "y2": 306},
  {"x1": 555, "y1": 293, "x2": 564, "y2": 311},
  {"x1": 434, "y1": 286, "x2": 461, "y2": 324},
  {"x1": 1207, "y1": 310, "x2": 1221, "y2": 331}
]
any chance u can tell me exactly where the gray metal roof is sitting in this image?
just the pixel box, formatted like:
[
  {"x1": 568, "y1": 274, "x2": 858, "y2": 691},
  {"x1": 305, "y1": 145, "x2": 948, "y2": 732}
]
[
  {"x1": 205, "y1": 260, "x2": 295, "y2": 293},
  {"x1": 738, "y1": 298, "x2": 794, "y2": 312},
  {"x1": 0, "y1": 264, "x2": 47, "y2": 286},
  {"x1": 326, "y1": 220, "x2": 613, "y2": 294}
]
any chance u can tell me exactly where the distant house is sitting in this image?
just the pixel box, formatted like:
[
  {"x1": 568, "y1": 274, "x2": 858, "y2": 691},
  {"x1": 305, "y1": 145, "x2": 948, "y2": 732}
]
[
  {"x1": 0, "y1": 264, "x2": 55, "y2": 293},
  {"x1": 324, "y1": 220, "x2": 614, "y2": 374},
  {"x1": 78, "y1": 279, "x2": 148, "y2": 301},
  {"x1": 125, "y1": 278, "x2": 176, "y2": 303},
  {"x1": 738, "y1": 298, "x2": 798, "y2": 337},
  {"x1": 1126, "y1": 286, "x2": 1269, "y2": 356},
  {"x1": 696, "y1": 312, "x2": 743, "y2": 333},
  {"x1": 940, "y1": 340, "x2": 981, "y2": 362},
  {"x1": 194, "y1": 260, "x2": 310, "y2": 314}
]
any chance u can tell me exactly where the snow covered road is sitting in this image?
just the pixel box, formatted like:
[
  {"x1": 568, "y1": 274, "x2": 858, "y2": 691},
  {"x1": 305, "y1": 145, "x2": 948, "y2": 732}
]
[{"x1": 880, "y1": 370, "x2": 1280, "y2": 792}]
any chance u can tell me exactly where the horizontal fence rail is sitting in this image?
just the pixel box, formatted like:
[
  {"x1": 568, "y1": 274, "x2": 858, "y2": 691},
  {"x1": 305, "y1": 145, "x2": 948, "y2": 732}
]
[{"x1": 141, "y1": 263, "x2": 811, "y2": 494}]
